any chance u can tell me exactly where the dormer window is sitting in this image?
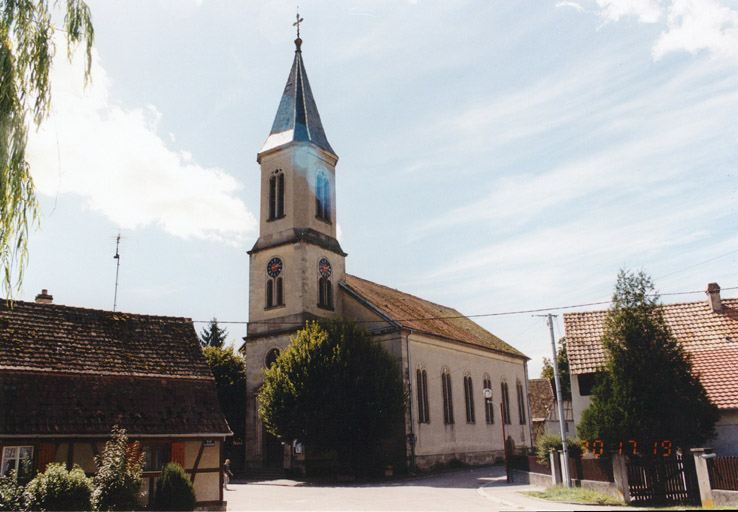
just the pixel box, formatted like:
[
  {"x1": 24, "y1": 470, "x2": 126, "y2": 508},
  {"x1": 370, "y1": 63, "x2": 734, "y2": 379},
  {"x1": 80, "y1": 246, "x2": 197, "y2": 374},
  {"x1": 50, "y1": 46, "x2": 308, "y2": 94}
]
[
  {"x1": 268, "y1": 170, "x2": 285, "y2": 221},
  {"x1": 315, "y1": 170, "x2": 330, "y2": 222}
]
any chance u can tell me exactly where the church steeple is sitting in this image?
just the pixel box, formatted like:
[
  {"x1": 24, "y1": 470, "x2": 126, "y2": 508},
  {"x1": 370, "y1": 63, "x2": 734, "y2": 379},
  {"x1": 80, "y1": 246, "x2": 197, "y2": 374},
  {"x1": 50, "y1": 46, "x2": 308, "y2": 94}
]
[{"x1": 259, "y1": 38, "x2": 336, "y2": 159}]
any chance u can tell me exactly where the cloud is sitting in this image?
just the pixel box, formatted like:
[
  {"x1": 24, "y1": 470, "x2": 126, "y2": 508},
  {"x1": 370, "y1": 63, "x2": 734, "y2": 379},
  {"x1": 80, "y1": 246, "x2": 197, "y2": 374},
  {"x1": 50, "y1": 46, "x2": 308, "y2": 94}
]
[
  {"x1": 27, "y1": 37, "x2": 256, "y2": 243},
  {"x1": 596, "y1": 0, "x2": 663, "y2": 23},
  {"x1": 556, "y1": 1, "x2": 585, "y2": 12}
]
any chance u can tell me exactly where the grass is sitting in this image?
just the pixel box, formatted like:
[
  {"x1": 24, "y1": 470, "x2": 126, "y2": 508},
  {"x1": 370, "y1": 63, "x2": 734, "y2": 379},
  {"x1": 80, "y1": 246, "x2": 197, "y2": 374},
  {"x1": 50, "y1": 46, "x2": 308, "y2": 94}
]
[{"x1": 522, "y1": 485, "x2": 624, "y2": 505}]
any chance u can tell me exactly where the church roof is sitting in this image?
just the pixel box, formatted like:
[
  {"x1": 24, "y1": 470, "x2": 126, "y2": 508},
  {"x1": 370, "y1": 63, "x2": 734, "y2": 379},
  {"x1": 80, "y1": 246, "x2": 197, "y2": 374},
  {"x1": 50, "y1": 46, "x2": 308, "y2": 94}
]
[
  {"x1": 564, "y1": 296, "x2": 738, "y2": 410},
  {"x1": 259, "y1": 38, "x2": 335, "y2": 157},
  {"x1": 343, "y1": 274, "x2": 528, "y2": 360}
]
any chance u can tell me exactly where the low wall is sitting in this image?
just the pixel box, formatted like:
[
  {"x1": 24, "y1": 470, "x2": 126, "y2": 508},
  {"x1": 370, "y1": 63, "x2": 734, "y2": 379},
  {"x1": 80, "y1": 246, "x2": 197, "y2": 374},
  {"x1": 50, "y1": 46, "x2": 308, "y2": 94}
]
[
  {"x1": 511, "y1": 469, "x2": 619, "y2": 500},
  {"x1": 714, "y1": 490, "x2": 738, "y2": 507},
  {"x1": 510, "y1": 469, "x2": 551, "y2": 488}
]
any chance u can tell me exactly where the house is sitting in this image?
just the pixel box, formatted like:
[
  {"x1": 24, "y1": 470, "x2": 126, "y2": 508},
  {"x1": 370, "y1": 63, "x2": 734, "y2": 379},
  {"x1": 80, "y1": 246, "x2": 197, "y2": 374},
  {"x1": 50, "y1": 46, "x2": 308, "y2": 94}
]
[
  {"x1": 564, "y1": 283, "x2": 738, "y2": 455},
  {"x1": 528, "y1": 378, "x2": 574, "y2": 443},
  {"x1": 0, "y1": 291, "x2": 231, "y2": 508},
  {"x1": 240, "y1": 35, "x2": 533, "y2": 474}
]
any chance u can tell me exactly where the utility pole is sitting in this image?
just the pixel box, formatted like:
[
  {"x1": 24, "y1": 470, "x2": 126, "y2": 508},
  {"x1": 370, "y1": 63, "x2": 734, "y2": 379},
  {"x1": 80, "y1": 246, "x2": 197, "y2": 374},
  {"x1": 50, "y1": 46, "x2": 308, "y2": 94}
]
[
  {"x1": 547, "y1": 313, "x2": 571, "y2": 487},
  {"x1": 113, "y1": 233, "x2": 121, "y2": 312}
]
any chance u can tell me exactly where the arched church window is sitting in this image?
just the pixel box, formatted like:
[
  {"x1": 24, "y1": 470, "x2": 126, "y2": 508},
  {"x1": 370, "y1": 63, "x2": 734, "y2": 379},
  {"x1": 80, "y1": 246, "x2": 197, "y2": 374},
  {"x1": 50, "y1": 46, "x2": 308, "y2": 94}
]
[
  {"x1": 268, "y1": 170, "x2": 285, "y2": 220},
  {"x1": 441, "y1": 367, "x2": 454, "y2": 425},
  {"x1": 483, "y1": 374, "x2": 494, "y2": 424},
  {"x1": 501, "y1": 380, "x2": 511, "y2": 425},
  {"x1": 315, "y1": 170, "x2": 330, "y2": 222},
  {"x1": 416, "y1": 366, "x2": 430, "y2": 424},
  {"x1": 464, "y1": 373, "x2": 475, "y2": 424},
  {"x1": 265, "y1": 348, "x2": 280, "y2": 369},
  {"x1": 516, "y1": 379, "x2": 527, "y2": 425}
]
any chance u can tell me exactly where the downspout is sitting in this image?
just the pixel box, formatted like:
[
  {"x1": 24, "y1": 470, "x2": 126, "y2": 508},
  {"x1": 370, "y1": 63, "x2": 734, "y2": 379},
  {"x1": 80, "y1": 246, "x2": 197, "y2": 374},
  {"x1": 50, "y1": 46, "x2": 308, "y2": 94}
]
[
  {"x1": 405, "y1": 331, "x2": 416, "y2": 474},
  {"x1": 524, "y1": 362, "x2": 534, "y2": 451}
]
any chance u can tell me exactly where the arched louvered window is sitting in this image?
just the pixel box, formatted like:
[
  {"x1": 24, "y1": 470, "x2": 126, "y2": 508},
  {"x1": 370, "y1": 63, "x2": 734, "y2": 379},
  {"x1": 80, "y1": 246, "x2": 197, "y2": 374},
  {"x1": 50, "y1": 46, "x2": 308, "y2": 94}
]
[
  {"x1": 266, "y1": 277, "x2": 283, "y2": 308},
  {"x1": 318, "y1": 277, "x2": 333, "y2": 309},
  {"x1": 315, "y1": 171, "x2": 330, "y2": 222},
  {"x1": 268, "y1": 170, "x2": 285, "y2": 220}
]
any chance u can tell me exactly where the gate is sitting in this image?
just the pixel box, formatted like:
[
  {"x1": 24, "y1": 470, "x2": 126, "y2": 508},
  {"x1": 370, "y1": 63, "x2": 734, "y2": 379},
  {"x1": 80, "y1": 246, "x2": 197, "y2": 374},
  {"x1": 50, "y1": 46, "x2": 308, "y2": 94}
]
[{"x1": 626, "y1": 454, "x2": 700, "y2": 506}]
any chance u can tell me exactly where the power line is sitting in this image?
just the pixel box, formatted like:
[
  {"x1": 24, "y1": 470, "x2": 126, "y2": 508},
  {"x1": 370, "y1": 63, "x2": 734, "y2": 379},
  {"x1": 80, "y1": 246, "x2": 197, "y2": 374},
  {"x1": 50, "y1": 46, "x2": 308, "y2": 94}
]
[{"x1": 192, "y1": 286, "x2": 738, "y2": 325}]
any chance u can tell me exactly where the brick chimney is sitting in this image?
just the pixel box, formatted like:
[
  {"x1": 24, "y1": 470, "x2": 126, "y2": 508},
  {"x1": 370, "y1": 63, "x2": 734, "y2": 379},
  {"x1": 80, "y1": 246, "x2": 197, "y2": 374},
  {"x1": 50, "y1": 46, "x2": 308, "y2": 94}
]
[
  {"x1": 35, "y1": 289, "x2": 53, "y2": 304},
  {"x1": 706, "y1": 283, "x2": 722, "y2": 313}
]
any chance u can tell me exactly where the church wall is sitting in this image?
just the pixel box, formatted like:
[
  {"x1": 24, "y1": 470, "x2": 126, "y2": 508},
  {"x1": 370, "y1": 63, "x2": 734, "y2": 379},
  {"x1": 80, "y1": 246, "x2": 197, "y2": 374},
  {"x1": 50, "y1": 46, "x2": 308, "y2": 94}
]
[{"x1": 407, "y1": 333, "x2": 531, "y2": 470}]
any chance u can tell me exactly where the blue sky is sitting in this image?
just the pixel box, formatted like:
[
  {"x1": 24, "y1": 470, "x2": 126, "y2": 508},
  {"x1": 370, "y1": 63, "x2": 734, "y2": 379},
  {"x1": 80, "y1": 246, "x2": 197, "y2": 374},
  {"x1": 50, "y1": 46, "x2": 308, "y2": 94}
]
[{"x1": 22, "y1": 0, "x2": 738, "y2": 375}]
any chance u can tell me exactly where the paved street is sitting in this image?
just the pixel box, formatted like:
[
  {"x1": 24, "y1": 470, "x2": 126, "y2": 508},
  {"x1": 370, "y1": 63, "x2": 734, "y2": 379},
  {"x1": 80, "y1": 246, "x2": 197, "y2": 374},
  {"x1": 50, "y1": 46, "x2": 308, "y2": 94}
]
[{"x1": 225, "y1": 466, "x2": 627, "y2": 511}]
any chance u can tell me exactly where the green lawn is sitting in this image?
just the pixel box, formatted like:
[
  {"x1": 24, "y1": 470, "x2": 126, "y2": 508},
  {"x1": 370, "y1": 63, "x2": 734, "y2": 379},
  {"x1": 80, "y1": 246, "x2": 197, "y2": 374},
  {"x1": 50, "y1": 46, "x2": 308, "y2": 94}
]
[{"x1": 522, "y1": 485, "x2": 624, "y2": 505}]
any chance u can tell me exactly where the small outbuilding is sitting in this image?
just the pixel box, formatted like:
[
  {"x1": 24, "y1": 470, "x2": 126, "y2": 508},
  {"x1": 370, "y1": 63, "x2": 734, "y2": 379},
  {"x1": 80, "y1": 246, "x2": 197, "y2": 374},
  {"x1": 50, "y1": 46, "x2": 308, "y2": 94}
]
[{"x1": 0, "y1": 291, "x2": 231, "y2": 508}]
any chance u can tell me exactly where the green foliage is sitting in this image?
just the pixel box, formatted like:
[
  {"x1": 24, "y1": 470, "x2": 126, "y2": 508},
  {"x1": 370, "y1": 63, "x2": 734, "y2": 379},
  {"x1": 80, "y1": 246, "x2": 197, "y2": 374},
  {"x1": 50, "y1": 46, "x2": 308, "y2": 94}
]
[
  {"x1": 535, "y1": 430, "x2": 581, "y2": 466},
  {"x1": 91, "y1": 425, "x2": 144, "y2": 511},
  {"x1": 524, "y1": 485, "x2": 623, "y2": 505},
  {"x1": 540, "y1": 337, "x2": 571, "y2": 400},
  {"x1": 23, "y1": 463, "x2": 92, "y2": 511},
  {"x1": 0, "y1": 473, "x2": 25, "y2": 511},
  {"x1": 153, "y1": 463, "x2": 195, "y2": 511},
  {"x1": 258, "y1": 321, "x2": 406, "y2": 475},
  {"x1": 199, "y1": 318, "x2": 228, "y2": 348},
  {"x1": 0, "y1": 0, "x2": 93, "y2": 296},
  {"x1": 203, "y1": 344, "x2": 246, "y2": 456},
  {"x1": 577, "y1": 269, "x2": 720, "y2": 452}
]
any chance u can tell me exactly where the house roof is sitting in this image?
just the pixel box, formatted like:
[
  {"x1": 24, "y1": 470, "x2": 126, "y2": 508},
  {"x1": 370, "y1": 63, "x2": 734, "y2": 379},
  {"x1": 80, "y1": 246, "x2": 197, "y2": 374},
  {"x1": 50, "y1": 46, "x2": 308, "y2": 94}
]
[
  {"x1": 342, "y1": 274, "x2": 528, "y2": 360},
  {"x1": 0, "y1": 299, "x2": 230, "y2": 436},
  {"x1": 528, "y1": 378, "x2": 554, "y2": 421},
  {"x1": 259, "y1": 38, "x2": 335, "y2": 157},
  {"x1": 564, "y1": 296, "x2": 738, "y2": 410}
]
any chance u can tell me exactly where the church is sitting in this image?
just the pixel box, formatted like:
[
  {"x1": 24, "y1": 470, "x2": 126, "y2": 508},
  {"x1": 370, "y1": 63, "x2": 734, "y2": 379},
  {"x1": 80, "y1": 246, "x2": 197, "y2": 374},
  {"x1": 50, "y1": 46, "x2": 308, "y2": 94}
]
[{"x1": 240, "y1": 33, "x2": 532, "y2": 474}]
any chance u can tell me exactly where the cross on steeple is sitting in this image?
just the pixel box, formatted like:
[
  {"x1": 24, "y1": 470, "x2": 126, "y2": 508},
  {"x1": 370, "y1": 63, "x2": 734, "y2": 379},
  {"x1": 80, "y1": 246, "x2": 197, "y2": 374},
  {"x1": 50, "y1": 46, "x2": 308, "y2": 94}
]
[{"x1": 293, "y1": 9, "x2": 304, "y2": 39}]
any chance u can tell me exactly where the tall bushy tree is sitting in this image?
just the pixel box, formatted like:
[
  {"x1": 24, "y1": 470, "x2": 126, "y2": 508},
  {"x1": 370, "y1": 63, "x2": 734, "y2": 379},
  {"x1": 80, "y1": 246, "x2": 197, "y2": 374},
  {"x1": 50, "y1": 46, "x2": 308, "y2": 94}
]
[
  {"x1": 258, "y1": 321, "x2": 406, "y2": 474},
  {"x1": 200, "y1": 318, "x2": 227, "y2": 348},
  {"x1": 577, "y1": 270, "x2": 719, "y2": 452},
  {"x1": 1, "y1": 0, "x2": 94, "y2": 295},
  {"x1": 91, "y1": 425, "x2": 144, "y2": 511},
  {"x1": 541, "y1": 337, "x2": 571, "y2": 400}
]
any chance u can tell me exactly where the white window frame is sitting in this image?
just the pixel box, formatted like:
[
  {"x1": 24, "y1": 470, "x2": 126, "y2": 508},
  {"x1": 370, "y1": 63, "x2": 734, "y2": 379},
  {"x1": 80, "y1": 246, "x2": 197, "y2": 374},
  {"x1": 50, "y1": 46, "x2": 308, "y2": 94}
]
[{"x1": 1, "y1": 446, "x2": 34, "y2": 479}]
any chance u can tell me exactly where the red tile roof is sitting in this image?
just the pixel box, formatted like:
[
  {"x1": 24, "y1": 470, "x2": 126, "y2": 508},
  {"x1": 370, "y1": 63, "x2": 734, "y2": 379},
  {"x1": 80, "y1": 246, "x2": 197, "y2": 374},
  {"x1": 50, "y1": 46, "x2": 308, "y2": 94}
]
[
  {"x1": 0, "y1": 300, "x2": 230, "y2": 436},
  {"x1": 342, "y1": 274, "x2": 527, "y2": 359},
  {"x1": 564, "y1": 297, "x2": 738, "y2": 409}
]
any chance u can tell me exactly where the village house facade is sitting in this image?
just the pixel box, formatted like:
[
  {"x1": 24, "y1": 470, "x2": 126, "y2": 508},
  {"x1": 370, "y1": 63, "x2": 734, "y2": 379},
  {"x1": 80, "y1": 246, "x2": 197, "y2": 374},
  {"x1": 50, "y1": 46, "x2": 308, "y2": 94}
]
[
  {"x1": 240, "y1": 36, "x2": 532, "y2": 474},
  {"x1": 0, "y1": 291, "x2": 231, "y2": 508},
  {"x1": 564, "y1": 283, "x2": 738, "y2": 455},
  {"x1": 527, "y1": 378, "x2": 574, "y2": 444}
]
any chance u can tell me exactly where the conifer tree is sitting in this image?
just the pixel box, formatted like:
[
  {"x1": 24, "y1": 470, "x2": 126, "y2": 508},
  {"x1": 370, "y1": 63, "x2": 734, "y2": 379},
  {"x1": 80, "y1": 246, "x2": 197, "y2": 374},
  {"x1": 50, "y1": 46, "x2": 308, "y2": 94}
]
[
  {"x1": 577, "y1": 270, "x2": 719, "y2": 452},
  {"x1": 199, "y1": 318, "x2": 227, "y2": 348}
]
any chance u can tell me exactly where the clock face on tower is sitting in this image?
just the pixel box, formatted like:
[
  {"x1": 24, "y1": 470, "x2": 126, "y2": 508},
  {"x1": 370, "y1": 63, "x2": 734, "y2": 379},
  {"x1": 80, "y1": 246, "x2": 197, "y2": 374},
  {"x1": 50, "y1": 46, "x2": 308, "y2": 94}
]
[
  {"x1": 318, "y1": 258, "x2": 332, "y2": 278},
  {"x1": 267, "y1": 257, "x2": 283, "y2": 278}
]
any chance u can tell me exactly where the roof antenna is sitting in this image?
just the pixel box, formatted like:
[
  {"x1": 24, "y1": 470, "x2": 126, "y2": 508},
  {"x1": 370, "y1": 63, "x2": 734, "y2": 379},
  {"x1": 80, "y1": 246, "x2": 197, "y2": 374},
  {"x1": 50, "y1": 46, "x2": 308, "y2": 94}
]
[{"x1": 113, "y1": 233, "x2": 121, "y2": 312}]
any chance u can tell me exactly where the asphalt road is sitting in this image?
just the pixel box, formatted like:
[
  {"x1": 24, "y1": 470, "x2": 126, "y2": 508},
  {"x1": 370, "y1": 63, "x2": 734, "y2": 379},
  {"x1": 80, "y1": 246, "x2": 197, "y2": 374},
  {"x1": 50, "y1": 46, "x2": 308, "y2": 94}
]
[{"x1": 225, "y1": 466, "x2": 627, "y2": 511}]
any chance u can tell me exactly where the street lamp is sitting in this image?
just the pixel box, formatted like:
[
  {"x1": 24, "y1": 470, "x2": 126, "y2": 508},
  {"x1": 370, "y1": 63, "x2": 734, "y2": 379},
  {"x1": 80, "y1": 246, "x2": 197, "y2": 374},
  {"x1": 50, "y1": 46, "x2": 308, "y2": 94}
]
[{"x1": 483, "y1": 388, "x2": 509, "y2": 483}]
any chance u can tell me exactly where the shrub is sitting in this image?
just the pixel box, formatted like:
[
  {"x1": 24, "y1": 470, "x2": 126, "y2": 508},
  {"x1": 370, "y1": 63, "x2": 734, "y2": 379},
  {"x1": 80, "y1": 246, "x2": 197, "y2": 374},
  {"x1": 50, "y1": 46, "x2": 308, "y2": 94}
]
[
  {"x1": 23, "y1": 463, "x2": 93, "y2": 511},
  {"x1": 0, "y1": 473, "x2": 25, "y2": 511},
  {"x1": 153, "y1": 463, "x2": 195, "y2": 511},
  {"x1": 535, "y1": 431, "x2": 581, "y2": 466},
  {"x1": 92, "y1": 425, "x2": 144, "y2": 511}
]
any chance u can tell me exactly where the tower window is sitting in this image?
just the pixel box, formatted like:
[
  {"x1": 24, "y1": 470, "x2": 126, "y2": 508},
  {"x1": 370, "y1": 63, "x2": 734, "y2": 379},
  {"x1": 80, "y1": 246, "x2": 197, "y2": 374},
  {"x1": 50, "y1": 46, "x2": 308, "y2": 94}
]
[
  {"x1": 268, "y1": 170, "x2": 285, "y2": 221},
  {"x1": 266, "y1": 277, "x2": 283, "y2": 309},
  {"x1": 315, "y1": 171, "x2": 330, "y2": 222},
  {"x1": 318, "y1": 277, "x2": 333, "y2": 309},
  {"x1": 464, "y1": 374, "x2": 475, "y2": 423},
  {"x1": 441, "y1": 368, "x2": 454, "y2": 425},
  {"x1": 416, "y1": 367, "x2": 430, "y2": 424},
  {"x1": 265, "y1": 348, "x2": 281, "y2": 368}
]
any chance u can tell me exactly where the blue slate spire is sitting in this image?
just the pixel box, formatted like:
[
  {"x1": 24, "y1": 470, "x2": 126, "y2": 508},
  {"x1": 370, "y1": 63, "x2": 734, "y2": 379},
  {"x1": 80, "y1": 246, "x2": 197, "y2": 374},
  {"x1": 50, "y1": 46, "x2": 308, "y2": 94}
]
[{"x1": 260, "y1": 38, "x2": 336, "y2": 157}]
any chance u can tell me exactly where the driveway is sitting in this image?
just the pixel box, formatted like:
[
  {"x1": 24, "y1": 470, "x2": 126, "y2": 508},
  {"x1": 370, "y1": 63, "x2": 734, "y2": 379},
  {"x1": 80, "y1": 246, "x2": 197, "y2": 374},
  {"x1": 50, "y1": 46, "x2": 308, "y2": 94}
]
[{"x1": 224, "y1": 466, "x2": 628, "y2": 511}]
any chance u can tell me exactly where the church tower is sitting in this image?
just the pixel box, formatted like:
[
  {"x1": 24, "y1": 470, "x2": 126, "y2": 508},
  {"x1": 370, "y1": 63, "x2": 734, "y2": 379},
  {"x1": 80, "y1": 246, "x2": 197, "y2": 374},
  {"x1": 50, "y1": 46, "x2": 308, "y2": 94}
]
[{"x1": 247, "y1": 35, "x2": 346, "y2": 338}]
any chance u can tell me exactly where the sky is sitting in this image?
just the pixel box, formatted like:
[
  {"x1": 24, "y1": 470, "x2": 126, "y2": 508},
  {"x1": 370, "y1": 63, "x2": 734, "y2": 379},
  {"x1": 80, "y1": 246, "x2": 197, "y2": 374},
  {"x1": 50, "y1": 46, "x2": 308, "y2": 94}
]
[{"x1": 20, "y1": 0, "x2": 738, "y2": 376}]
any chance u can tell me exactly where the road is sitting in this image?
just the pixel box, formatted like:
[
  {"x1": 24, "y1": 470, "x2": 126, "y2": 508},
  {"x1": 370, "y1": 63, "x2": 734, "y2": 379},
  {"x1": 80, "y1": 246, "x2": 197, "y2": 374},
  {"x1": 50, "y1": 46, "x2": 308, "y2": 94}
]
[{"x1": 225, "y1": 466, "x2": 627, "y2": 511}]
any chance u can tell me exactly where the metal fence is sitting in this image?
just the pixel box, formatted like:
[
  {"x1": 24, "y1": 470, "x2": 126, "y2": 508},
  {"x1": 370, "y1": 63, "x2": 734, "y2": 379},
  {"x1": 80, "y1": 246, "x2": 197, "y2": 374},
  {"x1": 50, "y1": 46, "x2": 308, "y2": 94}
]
[
  {"x1": 569, "y1": 457, "x2": 614, "y2": 482},
  {"x1": 708, "y1": 456, "x2": 738, "y2": 491}
]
